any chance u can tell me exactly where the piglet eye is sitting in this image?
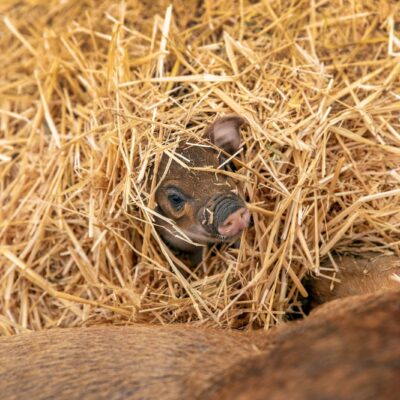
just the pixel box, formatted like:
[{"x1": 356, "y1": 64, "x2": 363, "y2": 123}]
[{"x1": 167, "y1": 191, "x2": 185, "y2": 210}]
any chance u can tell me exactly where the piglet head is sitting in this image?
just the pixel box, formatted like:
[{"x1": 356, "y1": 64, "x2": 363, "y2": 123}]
[{"x1": 154, "y1": 115, "x2": 251, "y2": 256}]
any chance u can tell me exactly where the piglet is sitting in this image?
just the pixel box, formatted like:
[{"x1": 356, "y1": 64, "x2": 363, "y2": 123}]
[{"x1": 154, "y1": 116, "x2": 251, "y2": 263}]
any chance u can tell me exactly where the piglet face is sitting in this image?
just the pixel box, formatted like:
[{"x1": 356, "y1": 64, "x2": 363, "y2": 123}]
[{"x1": 154, "y1": 116, "x2": 251, "y2": 253}]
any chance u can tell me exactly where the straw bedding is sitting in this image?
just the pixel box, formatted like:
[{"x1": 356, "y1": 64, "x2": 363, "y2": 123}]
[{"x1": 0, "y1": 0, "x2": 399, "y2": 334}]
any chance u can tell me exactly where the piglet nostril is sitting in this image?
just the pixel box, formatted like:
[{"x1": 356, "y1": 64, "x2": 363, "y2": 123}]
[{"x1": 218, "y1": 207, "x2": 251, "y2": 237}]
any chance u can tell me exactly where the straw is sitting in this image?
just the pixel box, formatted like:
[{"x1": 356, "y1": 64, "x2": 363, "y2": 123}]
[{"x1": 0, "y1": 0, "x2": 399, "y2": 334}]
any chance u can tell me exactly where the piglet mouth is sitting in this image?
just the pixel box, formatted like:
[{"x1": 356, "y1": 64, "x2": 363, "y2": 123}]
[{"x1": 181, "y1": 220, "x2": 248, "y2": 246}]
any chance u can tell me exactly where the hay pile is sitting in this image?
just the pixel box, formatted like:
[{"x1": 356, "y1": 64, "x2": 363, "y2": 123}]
[{"x1": 1, "y1": 0, "x2": 399, "y2": 334}]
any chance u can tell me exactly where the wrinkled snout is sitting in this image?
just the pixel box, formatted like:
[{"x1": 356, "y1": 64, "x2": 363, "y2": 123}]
[
  {"x1": 201, "y1": 193, "x2": 251, "y2": 240},
  {"x1": 218, "y1": 207, "x2": 251, "y2": 237}
]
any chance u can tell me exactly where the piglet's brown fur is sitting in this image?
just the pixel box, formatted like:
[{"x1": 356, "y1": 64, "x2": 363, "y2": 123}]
[
  {"x1": 307, "y1": 253, "x2": 400, "y2": 307},
  {"x1": 202, "y1": 289, "x2": 400, "y2": 400},
  {"x1": 0, "y1": 325, "x2": 270, "y2": 400}
]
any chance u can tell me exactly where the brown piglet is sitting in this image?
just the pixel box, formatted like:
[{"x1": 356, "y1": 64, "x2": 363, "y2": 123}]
[{"x1": 153, "y1": 115, "x2": 251, "y2": 264}]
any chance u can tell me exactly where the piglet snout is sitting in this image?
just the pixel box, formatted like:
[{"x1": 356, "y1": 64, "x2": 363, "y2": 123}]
[{"x1": 218, "y1": 207, "x2": 251, "y2": 237}]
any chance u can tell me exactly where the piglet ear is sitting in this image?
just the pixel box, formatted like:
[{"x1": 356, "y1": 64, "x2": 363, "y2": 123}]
[{"x1": 205, "y1": 115, "x2": 245, "y2": 154}]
